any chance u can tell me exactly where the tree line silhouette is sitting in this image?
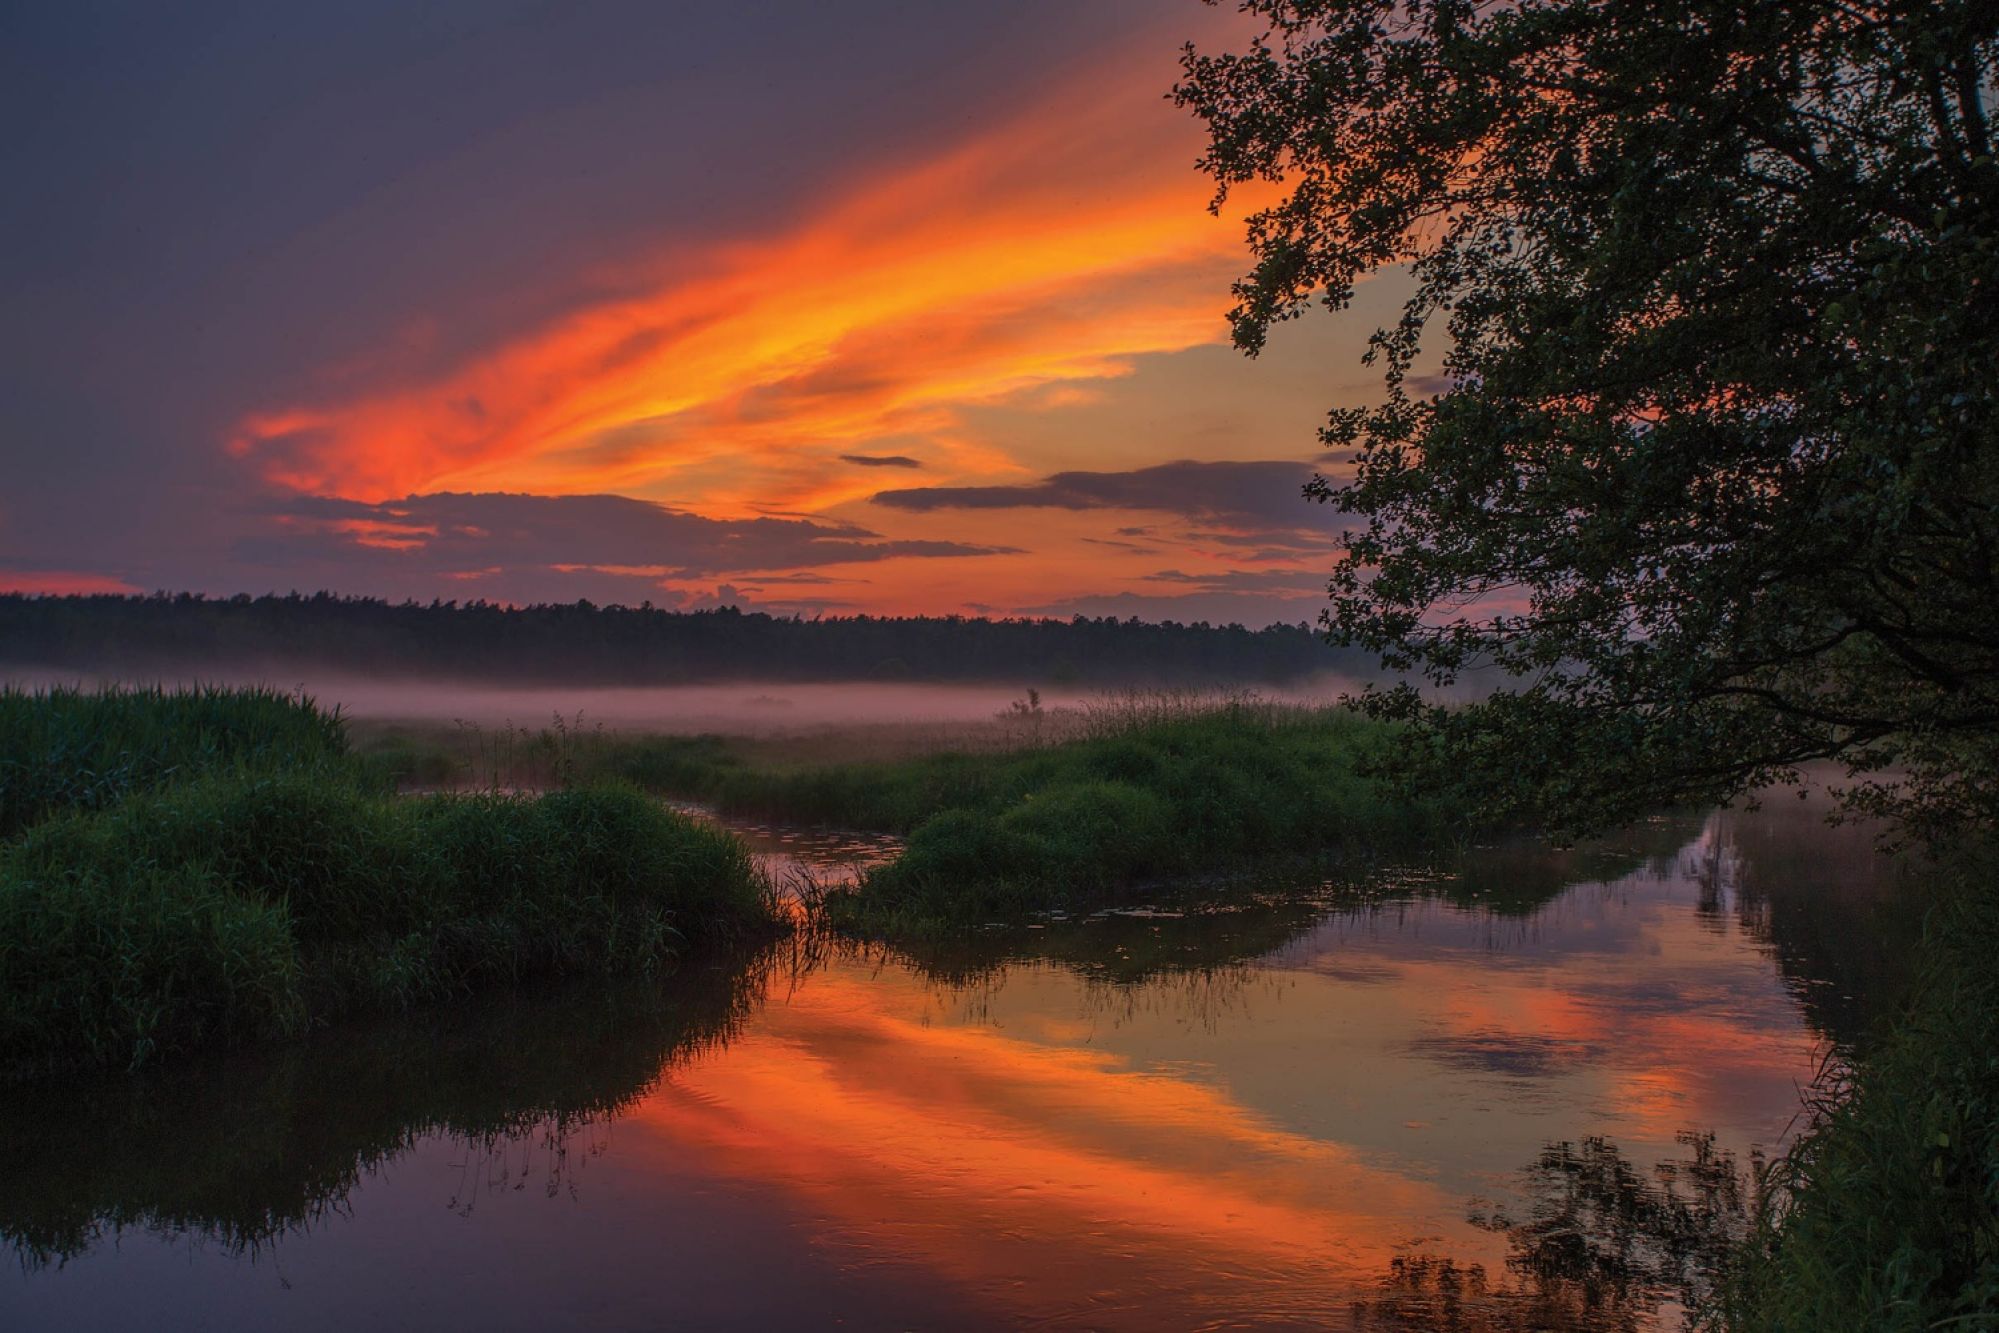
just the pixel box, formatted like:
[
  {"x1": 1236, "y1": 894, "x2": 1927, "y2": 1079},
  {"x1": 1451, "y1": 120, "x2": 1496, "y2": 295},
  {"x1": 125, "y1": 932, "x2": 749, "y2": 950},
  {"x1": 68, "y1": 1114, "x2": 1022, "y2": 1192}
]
[{"x1": 0, "y1": 593, "x2": 1369, "y2": 686}]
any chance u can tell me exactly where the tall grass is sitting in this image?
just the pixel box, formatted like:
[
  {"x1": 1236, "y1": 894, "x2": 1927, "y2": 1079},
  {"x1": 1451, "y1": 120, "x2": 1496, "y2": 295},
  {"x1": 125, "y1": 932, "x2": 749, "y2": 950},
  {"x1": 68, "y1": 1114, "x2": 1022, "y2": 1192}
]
[
  {"x1": 821, "y1": 700, "x2": 1447, "y2": 931},
  {"x1": 1711, "y1": 849, "x2": 1999, "y2": 1330},
  {"x1": 354, "y1": 694, "x2": 1450, "y2": 932},
  {"x1": 0, "y1": 688, "x2": 783, "y2": 1078},
  {"x1": 0, "y1": 684, "x2": 348, "y2": 838},
  {"x1": 0, "y1": 774, "x2": 777, "y2": 1078}
]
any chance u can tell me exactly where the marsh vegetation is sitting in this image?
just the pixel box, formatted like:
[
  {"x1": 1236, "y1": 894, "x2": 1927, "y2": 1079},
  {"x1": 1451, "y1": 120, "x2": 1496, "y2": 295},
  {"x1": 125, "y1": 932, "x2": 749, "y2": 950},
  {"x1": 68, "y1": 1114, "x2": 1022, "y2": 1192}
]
[{"x1": 0, "y1": 687, "x2": 779, "y2": 1078}]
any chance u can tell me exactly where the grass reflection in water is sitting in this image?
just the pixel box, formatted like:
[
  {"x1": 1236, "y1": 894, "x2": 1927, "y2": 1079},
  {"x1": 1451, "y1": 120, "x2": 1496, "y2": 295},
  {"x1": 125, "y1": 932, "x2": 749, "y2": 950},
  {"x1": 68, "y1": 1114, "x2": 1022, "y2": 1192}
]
[{"x1": 0, "y1": 941, "x2": 787, "y2": 1269}]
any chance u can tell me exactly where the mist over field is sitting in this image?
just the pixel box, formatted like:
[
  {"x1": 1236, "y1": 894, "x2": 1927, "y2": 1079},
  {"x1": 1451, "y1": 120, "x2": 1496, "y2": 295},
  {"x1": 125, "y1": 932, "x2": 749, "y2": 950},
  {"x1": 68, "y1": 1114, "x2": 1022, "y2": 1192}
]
[{"x1": 0, "y1": 670, "x2": 1377, "y2": 733}]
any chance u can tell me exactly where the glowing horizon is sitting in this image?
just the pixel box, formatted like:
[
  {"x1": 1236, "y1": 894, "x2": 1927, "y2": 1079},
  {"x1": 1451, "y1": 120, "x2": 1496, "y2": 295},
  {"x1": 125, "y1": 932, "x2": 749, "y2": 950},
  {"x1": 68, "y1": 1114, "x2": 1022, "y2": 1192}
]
[{"x1": 4, "y1": 3, "x2": 1378, "y2": 624}]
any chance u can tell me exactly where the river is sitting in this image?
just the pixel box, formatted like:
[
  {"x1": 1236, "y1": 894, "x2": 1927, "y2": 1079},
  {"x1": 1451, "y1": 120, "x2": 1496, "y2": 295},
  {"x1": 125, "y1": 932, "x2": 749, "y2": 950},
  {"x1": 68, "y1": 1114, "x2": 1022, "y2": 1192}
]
[{"x1": 0, "y1": 801, "x2": 1914, "y2": 1330}]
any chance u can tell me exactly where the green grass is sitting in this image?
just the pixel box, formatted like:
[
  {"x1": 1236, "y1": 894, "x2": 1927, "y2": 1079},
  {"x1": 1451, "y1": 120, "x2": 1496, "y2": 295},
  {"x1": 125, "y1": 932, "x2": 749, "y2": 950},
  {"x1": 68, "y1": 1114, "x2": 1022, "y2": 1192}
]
[
  {"x1": 1712, "y1": 848, "x2": 1999, "y2": 1330},
  {"x1": 0, "y1": 688, "x2": 781, "y2": 1078},
  {"x1": 449, "y1": 701, "x2": 1445, "y2": 928},
  {"x1": 0, "y1": 684, "x2": 349, "y2": 838},
  {"x1": 808, "y1": 703, "x2": 1445, "y2": 931},
  {"x1": 356, "y1": 700, "x2": 1451, "y2": 932}
]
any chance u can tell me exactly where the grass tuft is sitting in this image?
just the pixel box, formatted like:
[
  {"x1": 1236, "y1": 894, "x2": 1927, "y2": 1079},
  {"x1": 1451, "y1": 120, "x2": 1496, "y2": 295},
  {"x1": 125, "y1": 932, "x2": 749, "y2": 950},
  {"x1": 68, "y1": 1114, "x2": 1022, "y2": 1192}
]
[
  {"x1": 353, "y1": 696, "x2": 1453, "y2": 932},
  {"x1": 0, "y1": 684, "x2": 348, "y2": 837}
]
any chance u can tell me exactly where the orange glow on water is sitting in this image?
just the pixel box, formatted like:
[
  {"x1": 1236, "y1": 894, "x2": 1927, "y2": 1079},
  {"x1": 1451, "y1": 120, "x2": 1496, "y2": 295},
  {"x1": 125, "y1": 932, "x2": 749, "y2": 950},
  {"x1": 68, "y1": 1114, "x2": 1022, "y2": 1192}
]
[{"x1": 629, "y1": 969, "x2": 1496, "y2": 1322}]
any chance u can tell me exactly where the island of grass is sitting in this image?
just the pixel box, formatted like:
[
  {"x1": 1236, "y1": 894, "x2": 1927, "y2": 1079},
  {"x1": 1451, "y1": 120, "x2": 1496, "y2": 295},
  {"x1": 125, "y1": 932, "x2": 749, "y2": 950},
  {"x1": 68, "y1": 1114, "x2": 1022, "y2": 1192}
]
[{"x1": 0, "y1": 687, "x2": 779, "y2": 1078}]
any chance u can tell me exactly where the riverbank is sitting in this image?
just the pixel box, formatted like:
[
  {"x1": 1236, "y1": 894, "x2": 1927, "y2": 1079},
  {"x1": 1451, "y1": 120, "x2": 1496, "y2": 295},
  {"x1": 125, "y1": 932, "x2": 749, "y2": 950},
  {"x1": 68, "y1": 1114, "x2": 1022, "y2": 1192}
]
[
  {"x1": 1715, "y1": 844, "x2": 1999, "y2": 1330},
  {"x1": 4, "y1": 687, "x2": 1448, "y2": 1075}
]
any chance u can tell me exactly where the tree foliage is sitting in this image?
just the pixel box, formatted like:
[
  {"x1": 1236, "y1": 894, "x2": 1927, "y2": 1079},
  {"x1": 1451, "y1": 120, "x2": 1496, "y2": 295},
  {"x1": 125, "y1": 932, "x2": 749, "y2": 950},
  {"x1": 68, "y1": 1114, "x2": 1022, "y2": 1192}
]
[{"x1": 1178, "y1": 0, "x2": 1999, "y2": 838}]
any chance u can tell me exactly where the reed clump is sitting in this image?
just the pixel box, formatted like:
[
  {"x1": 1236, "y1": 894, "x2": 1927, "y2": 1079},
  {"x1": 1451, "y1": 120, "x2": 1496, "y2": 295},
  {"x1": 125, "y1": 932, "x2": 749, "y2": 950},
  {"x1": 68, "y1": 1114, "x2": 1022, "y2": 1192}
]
[
  {"x1": 355, "y1": 692, "x2": 1444, "y2": 932},
  {"x1": 0, "y1": 688, "x2": 779, "y2": 1078}
]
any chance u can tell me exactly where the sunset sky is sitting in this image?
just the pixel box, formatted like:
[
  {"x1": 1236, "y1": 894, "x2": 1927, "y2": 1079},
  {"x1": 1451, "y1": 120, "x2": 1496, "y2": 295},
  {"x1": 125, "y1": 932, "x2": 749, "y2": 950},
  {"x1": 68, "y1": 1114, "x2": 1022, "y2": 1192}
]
[{"x1": 2, "y1": 2, "x2": 1408, "y2": 625}]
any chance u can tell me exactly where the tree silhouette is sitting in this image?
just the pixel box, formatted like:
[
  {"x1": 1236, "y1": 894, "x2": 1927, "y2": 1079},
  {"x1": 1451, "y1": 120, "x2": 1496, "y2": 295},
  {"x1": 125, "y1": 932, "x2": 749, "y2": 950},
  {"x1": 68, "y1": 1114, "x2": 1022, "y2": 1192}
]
[{"x1": 1179, "y1": 1, "x2": 1999, "y2": 838}]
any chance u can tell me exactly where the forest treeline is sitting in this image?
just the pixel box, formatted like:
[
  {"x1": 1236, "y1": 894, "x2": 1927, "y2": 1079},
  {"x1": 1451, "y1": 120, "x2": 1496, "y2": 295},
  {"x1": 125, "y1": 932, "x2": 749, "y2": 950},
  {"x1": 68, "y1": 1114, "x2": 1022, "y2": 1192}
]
[{"x1": 0, "y1": 593, "x2": 1367, "y2": 686}]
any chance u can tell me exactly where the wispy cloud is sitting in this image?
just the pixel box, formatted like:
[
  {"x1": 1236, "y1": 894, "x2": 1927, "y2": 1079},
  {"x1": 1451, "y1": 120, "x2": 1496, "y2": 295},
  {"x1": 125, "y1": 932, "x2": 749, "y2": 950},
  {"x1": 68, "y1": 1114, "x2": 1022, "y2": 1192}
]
[
  {"x1": 227, "y1": 59, "x2": 1262, "y2": 518},
  {"x1": 1144, "y1": 568, "x2": 1329, "y2": 594},
  {"x1": 241, "y1": 491, "x2": 1018, "y2": 583},
  {"x1": 0, "y1": 569, "x2": 144, "y2": 596}
]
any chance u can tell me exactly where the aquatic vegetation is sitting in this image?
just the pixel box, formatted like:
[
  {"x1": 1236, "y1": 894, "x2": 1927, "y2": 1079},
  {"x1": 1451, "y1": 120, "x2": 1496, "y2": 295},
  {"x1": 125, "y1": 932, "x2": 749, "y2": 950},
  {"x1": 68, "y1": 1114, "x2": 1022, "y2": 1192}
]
[
  {"x1": 360, "y1": 698, "x2": 1452, "y2": 930},
  {"x1": 1349, "y1": 1132, "x2": 1751, "y2": 1331},
  {"x1": 819, "y1": 702, "x2": 1449, "y2": 930}
]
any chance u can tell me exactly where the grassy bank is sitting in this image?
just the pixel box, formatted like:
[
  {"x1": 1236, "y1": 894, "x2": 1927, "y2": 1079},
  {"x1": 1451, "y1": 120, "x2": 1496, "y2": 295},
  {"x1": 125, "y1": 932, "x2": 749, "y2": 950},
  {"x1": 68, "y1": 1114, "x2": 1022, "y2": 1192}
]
[
  {"x1": 358, "y1": 697, "x2": 1451, "y2": 932},
  {"x1": 1714, "y1": 848, "x2": 1999, "y2": 1329},
  {"x1": 0, "y1": 689, "x2": 779, "y2": 1078}
]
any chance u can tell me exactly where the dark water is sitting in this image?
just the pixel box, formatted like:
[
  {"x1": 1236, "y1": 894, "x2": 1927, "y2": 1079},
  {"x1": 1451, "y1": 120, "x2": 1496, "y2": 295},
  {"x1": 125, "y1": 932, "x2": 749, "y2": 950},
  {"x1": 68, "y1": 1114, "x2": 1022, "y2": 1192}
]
[{"x1": 0, "y1": 804, "x2": 1914, "y2": 1330}]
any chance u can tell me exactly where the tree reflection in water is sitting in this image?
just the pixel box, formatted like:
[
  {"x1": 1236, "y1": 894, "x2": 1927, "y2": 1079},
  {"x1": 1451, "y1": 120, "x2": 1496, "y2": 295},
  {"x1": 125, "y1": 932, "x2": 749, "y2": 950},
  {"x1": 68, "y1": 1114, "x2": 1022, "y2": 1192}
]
[{"x1": 1352, "y1": 1132, "x2": 1755, "y2": 1331}]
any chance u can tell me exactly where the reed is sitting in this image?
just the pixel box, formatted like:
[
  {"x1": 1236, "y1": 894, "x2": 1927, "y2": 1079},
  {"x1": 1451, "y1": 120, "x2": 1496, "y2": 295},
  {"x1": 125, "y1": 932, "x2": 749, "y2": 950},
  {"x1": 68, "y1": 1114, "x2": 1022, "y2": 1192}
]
[
  {"x1": 353, "y1": 695, "x2": 1448, "y2": 931},
  {"x1": 816, "y1": 701, "x2": 1446, "y2": 931}
]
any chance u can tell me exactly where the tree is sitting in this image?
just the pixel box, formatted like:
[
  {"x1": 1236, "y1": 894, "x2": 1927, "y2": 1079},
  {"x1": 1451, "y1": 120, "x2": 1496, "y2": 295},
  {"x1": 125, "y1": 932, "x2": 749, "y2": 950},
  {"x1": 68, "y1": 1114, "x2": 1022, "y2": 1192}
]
[{"x1": 1177, "y1": 0, "x2": 1999, "y2": 840}]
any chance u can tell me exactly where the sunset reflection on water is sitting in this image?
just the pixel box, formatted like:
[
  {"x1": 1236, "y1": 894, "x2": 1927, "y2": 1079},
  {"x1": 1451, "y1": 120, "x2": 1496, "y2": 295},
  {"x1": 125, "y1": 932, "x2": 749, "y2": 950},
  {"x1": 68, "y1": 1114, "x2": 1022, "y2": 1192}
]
[{"x1": 1, "y1": 807, "x2": 1904, "y2": 1331}]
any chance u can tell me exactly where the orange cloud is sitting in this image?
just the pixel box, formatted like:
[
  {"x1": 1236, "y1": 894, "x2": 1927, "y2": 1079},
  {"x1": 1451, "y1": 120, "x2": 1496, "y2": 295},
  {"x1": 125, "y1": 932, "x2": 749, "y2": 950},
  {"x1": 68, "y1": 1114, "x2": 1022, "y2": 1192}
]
[{"x1": 230, "y1": 60, "x2": 1265, "y2": 519}]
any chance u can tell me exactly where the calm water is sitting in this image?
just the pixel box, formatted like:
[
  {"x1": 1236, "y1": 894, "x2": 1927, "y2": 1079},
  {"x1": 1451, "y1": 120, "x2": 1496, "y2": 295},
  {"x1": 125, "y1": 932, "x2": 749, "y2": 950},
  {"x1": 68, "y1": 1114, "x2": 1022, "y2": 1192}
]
[{"x1": 0, "y1": 805, "x2": 1912, "y2": 1331}]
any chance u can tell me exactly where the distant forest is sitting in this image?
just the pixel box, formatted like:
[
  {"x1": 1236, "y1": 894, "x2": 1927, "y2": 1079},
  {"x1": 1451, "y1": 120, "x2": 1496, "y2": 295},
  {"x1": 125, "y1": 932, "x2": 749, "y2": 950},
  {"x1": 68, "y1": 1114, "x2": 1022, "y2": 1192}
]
[{"x1": 0, "y1": 594, "x2": 1373, "y2": 686}]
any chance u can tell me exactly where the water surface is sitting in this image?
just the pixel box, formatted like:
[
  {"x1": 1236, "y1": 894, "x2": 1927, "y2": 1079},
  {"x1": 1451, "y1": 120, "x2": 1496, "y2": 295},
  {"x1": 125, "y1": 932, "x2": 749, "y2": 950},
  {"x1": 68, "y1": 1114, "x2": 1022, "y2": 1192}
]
[{"x1": 0, "y1": 804, "x2": 1911, "y2": 1330}]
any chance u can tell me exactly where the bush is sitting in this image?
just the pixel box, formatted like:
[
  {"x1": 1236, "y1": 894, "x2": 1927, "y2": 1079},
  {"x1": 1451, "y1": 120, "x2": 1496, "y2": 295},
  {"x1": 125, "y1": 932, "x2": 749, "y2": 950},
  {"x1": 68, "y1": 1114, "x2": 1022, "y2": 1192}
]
[
  {"x1": 816, "y1": 704, "x2": 1446, "y2": 930},
  {"x1": 0, "y1": 860, "x2": 304, "y2": 1072}
]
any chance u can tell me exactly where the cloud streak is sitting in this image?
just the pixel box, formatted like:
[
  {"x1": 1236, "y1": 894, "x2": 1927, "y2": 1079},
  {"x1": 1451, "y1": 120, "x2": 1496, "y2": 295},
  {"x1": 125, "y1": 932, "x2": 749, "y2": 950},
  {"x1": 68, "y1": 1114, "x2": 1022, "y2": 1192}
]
[
  {"x1": 0, "y1": 569, "x2": 144, "y2": 596},
  {"x1": 839, "y1": 454, "x2": 923, "y2": 469},
  {"x1": 872, "y1": 459, "x2": 1330, "y2": 530},
  {"x1": 226, "y1": 53, "x2": 1264, "y2": 519},
  {"x1": 238, "y1": 492, "x2": 1017, "y2": 592}
]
